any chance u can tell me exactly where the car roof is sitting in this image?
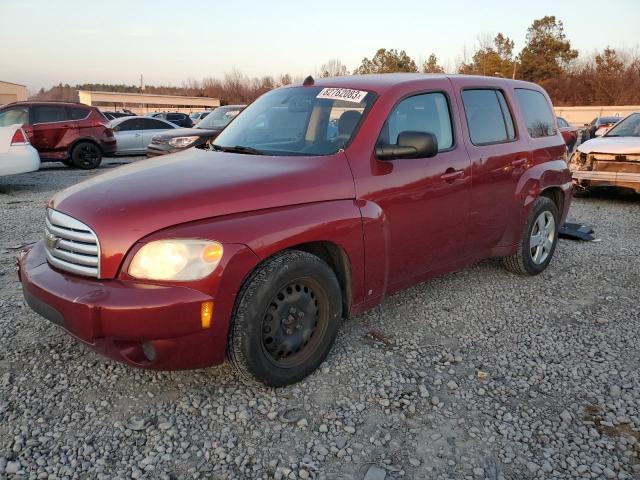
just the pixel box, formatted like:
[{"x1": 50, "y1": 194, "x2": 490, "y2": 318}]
[
  {"x1": 307, "y1": 73, "x2": 541, "y2": 94},
  {"x1": 1, "y1": 101, "x2": 91, "y2": 108},
  {"x1": 110, "y1": 115, "x2": 174, "y2": 126}
]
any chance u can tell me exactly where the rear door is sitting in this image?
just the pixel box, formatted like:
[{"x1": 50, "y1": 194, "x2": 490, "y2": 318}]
[
  {"x1": 452, "y1": 79, "x2": 529, "y2": 255},
  {"x1": 113, "y1": 118, "x2": 144, "y2": 154},
  {"x1": 140, "y1": 118, "x2": 175, "y2": 148},
  {"x1": 29, "y1": 105, "x2": 76, "y2": 158}
]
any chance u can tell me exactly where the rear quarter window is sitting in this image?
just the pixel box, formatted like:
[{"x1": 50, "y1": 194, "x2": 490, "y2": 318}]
[
  {"x1": 515, "y1": 88, "x2": 557, "y2": 138},
  {"x1": 67, "y1": 107, "x2": 90, "y2": 120}
]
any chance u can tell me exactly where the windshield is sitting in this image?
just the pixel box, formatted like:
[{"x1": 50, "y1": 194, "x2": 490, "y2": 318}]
[
  {"x1": 605, "y1": 113, "x2": 640, "y2": 137},
  {"x1": 197, "y1": 108, "x2": 242, "y2": 129},
  {"x1": 213, "y1": 86, "x2": 375, "y2": 156}
]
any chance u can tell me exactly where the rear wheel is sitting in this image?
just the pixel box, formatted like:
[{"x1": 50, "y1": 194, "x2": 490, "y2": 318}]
[
  {"x1": 503, "y1": 196, "x2": 559, "y2": 276},
  {"x1": 228, "y1": 251, "x2": 342, "y2": 386},
  {"x1": 71, "y1": 142, "x2": 102, "y2": 169}
]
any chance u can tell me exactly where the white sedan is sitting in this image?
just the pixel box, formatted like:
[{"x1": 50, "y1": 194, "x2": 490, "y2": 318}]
[
  {"x1": 111, "y1": 116, "x2": 178, "y2": 155},
  {"x1": 0, "y1": 124, "x2": 40, "y2": 176}
]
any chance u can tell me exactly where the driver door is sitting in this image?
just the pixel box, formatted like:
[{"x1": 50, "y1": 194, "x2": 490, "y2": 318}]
[{"x1": 357, "y1": 90, "x2": 472, "y2": 288}]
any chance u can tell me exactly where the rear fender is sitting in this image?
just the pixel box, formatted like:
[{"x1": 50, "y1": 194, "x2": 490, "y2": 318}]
[{"x1": 495, "y1": 159, "x2": 572, "y2": 253}]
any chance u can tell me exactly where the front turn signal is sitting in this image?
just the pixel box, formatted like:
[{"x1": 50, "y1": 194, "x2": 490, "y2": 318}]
[{"x1": 201, "y1": 301, "x2": 214, "y2": 328}]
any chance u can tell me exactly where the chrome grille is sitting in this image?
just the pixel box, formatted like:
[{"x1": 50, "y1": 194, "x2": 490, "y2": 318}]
[{"x1": 44, "y1": 209, "x2": 100, "y2": 278}]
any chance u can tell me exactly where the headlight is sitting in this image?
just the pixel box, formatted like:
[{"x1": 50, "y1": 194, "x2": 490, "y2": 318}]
[
  {"x1": 128, "y1": 239, "x2": 223, "y2": 281},
  {"x1": 168, "y1": 136, "x2": 199, "y2": 148}
]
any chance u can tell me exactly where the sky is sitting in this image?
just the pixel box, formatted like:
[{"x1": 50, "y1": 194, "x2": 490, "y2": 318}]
[{"x1": 1, "y1": 0, "x2": 639, "y2": 94}]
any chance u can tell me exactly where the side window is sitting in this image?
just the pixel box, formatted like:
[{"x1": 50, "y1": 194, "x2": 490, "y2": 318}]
[
  {"x1": 462, "y1": 89, "x2": 515, "y2": 145},
  {"x1": 0, "y1": 107, "x2": 29, "y2": 126},
  {"x1": 379, "y1": 92, "x2": 453, "y2": 151},
  {"x1": 515, "y1": 88, "x2": 557, "y2": 138},
  {"x1": 115, "y1": 119, "x2": 143, "y2": 132},
  {"x1": 32, "y1": 106, "x2": 68, "y2": 124},
  {"x1": 143, "y1": 119, "x2": 173, "y2": 130},
  {"x1": 167, "y1": 113, "x2": 183, "y2": 121},
  {"x1": 67, "y1": 106, "x2": 90, "y2": 120}
]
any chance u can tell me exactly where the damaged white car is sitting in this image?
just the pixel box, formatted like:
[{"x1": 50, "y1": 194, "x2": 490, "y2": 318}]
[{"x1": 570, "y1": 112, "x2": 640, "y2": 193}]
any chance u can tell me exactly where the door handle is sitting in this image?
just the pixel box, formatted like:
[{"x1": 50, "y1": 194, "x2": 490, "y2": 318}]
[
  {"x1": 134, "y1": 133, "x2": 142, "y2": 137},
  {"x1": 440, "y1": 168, "x2": 465, "y2": 183}
]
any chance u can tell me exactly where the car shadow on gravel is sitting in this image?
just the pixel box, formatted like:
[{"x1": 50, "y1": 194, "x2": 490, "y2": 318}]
[{"x1": 575, "y1": 187, "x2": 640, "y2": 203}]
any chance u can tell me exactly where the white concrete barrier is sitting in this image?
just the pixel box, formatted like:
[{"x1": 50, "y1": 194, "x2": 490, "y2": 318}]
[{"x1": 554, "y1": 105, "x2": 639, "y2": 126}]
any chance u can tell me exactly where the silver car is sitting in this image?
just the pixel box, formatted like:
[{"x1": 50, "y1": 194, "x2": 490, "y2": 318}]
[{"x1": 111, "y1": 116, "x2": 178, "y2": 155}]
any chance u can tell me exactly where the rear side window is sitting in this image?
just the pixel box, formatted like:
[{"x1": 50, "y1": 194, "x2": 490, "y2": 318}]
[
  {"x1": 462, "y1": 89, "x2": 515, "y2": 145},
  {"x1": 32, "y1": 106, "x2": 67, "y2": 124},
  {"x1": 142, "y1": 118, "x2": 174, "y2": 130},
  {"x1": 115, "y1": 119, "x2": 143, "y2": 132},
  {"x1": 379, "y1": 92, "x2": 454, "y2": 151},
  {"x1": 67, "y1": 106, "x2": 90, "y2": 120},
  {"x1": 167, "y1": 113, "x2": 185, "y2": 121},
  {"x1": 515, "y1": 88, "x2": 556, "y2": 138}
]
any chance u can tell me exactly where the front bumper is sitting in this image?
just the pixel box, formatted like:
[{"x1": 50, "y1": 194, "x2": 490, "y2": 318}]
[
  {"x1": 145, "y1": 143, "x2": 181, "y2": 157},
  {"x1": 18, "y1": 241, "x2": 225, "y2": 370},
  {"x1": 571, "y1": 158, "x2": 640, "y2": 193}
]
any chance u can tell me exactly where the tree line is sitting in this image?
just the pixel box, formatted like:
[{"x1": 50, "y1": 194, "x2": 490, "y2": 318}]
[{"x1": 31, "y1": 16, "x2": 640, "y2": 107}]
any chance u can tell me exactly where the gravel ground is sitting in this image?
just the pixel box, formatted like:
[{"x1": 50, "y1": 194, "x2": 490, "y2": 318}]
[{"x1": 0, "y1": 157, "x2": 639, "y2": 479}]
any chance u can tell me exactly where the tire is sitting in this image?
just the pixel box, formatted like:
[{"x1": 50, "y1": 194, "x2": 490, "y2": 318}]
[
  {"x1": 503, "y1": 196, "x2": 560, "y2": 276},
  {"x1": 71, "y1": 141, "x2": 102, "y2": 169},
  {"x1": 228, "y1": 250, "x2": 342, "y2": 387}
]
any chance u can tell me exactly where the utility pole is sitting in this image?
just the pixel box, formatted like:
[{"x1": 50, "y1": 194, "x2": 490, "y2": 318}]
[{"x1": 140, "y1": 74, "x2": 144, "y2": 93}]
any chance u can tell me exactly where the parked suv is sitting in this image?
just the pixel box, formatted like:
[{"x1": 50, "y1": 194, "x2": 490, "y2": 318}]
[
  {"x1": 18, "y1": 74, "x2": 571, "y2": 386},
  {"x1": 150, "y1": 112, "x2": 193, "y2": 128},
  {"x1": 0, "y1": 101, "x2": 116, "y2": 169}
]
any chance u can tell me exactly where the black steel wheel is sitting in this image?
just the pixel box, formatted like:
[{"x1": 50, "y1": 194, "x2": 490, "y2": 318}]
[
  {"x1": 261, "y1": 278, "x2": 329, "y2": 368},
  {"x1": 71, "y1": 141, "x2": 102, "y2": 169},
  {"x1": 228, "y1": 250, "x2": 342, "y2": 386}
]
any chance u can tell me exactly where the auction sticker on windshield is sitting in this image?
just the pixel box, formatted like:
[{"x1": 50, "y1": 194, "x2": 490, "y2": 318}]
[{"x1": 317, "y1": 88, "x2": 368, "y2": 103}]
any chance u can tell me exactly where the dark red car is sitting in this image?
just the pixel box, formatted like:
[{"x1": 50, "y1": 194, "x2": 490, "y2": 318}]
[
  {"x1": 18, "y1": 74, "x2": 572, "y2": 386},
  {"x1": 557, "y1": 116, "x2": 578, "y2": 151},
  {"x1": 0, "y1": 101, "x2": 116, "y2": 169}
]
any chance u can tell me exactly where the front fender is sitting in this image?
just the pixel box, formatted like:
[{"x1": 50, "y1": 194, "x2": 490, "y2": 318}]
[{"x1": 134, "y1": 199, "x2": 366, "y2": 317}]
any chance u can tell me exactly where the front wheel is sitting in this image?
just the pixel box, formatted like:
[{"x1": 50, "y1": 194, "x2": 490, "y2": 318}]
[
  {"x1": 228, "y1": 251, "x2": 342, "y2": 387},
  {"x1": 71, "y1": 142, "x2": 102, "y2": 169},
  {"x1": 503, "y1": 196, "x2": 560, "y2": 276}
]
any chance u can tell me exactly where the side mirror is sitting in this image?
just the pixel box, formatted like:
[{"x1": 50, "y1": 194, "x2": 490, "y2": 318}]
[{"x1": 376, "y1": 131, "x2": 438, "y2": 160}]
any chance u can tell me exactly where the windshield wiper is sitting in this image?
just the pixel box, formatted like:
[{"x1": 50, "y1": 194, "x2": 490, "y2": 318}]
[{"x1": 210, "y1": 144, "x2": 265, "y2": 155}]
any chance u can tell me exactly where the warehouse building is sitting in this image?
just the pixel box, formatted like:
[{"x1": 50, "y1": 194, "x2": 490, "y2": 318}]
[
  {"x1": 0, "y1": 81, "x2": 28, "y2": 105},
  {"x1": 77, "y1": 90, "x2": 220, "y2": 115}
]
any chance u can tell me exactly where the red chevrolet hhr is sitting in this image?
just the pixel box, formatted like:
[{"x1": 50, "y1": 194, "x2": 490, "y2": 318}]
[{"x1": 19, "y1": 74, "x2": 572, "y2": 386}]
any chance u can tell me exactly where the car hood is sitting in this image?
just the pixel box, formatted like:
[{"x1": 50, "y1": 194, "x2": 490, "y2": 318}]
[
  {"x1": 50, "y1": 148, "x2": 356, "y2": 277},
  {"x1": 577, "y1": 137, "x2": 640, "y2": 154},
  {"x1": 154, "y1": 127, "x2": 222, "y2": 140}
]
